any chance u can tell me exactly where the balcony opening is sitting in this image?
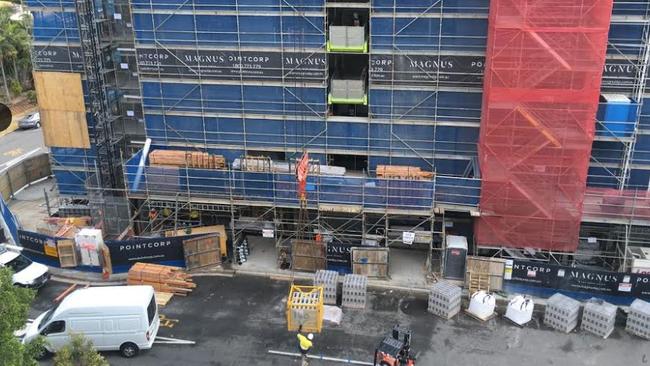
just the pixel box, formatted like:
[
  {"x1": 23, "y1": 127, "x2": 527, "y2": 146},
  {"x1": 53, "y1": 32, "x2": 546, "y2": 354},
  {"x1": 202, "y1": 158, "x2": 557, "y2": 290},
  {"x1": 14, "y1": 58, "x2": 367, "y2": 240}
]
[
  {"x1": 328, "y1": 153, "x2": 368, "y2": 173},
  {"x1": 328, "y1": 53, "x2": 368, "y2": 117},
  {"x1": 246, "y1": 150, "x2": 286, "y2": 161}
]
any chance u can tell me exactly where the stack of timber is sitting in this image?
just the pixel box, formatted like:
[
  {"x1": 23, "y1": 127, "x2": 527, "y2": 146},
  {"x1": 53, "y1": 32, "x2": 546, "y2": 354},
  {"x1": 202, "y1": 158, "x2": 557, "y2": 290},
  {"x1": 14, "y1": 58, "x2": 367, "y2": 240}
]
[
  {"x1": 376, "y1": 165, "x2": 434, "y2": 180},
  {"x1": 127, "y1": 262, "x2": 196, "y2": 296},
  {"x1": 155, "y1": 292, "x2": 174, "y2": 307},
  {"x1": 149, "y1": 150, "x2": 226, "y2": 169}
]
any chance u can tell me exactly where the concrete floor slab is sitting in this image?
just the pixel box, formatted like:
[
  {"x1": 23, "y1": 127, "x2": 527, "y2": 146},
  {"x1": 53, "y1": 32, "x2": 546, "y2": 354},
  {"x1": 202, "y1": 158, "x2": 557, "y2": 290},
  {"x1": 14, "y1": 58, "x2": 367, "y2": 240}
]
[{"x1": 8, "y1": 177, "x2": 56, "y2": 232}]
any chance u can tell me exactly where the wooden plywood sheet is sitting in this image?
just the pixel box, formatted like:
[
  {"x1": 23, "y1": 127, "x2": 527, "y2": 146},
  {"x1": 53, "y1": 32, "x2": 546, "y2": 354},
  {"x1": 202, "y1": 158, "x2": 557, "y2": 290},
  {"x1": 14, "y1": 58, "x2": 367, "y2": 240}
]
[
  {"x1": 33, "y1": 71, "x2": 90, "y2": 148},
  {"x1": 465, "y1": 256, "x2": 505, "y2": 291},
  {"x1": 353, "y1": 263, "x2": 388, "y2": 278},
  {"x1": 352, "y1": 247, "x2": 389, "y2": 278},
  {"x1": 352, "y1": 248, "x2": 389, "y2": 263}
]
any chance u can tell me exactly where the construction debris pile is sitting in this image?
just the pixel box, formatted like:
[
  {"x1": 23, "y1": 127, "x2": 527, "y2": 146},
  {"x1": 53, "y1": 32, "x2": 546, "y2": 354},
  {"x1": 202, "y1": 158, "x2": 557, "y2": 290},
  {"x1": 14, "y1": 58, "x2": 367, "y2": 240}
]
[
  {"x1": 149, "y1": 149, "x2": 226, "y2": 169},
  {"x1": 127, "y1": 262, "x2": 196, "y2": 305},
  {"x1": 37, "y1": 216, "x2": 91, "y2": 238}
]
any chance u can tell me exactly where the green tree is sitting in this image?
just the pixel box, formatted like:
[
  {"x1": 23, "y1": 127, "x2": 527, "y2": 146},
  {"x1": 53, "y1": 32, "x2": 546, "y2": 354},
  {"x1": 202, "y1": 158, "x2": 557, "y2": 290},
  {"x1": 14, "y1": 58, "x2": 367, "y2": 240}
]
[
  {"x1": 53, "y1": 334, "x2": 109, "y2": 366},
  {"x1": 10, "y1": 78, "x2": 21, "y2": 96},
  {"x1": 0, "y1": 267, "x2": 38, "y2": 366},
  {"x1": 0, "y1": 6, "x2": 32, "y2": 101}
]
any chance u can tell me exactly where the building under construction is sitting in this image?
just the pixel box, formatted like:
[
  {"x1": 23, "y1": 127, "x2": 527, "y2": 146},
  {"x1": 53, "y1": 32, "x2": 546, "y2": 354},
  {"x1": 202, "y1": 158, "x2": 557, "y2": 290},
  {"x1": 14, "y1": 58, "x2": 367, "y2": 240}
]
[{"x1": 25, "y1": 0, "x2": 650, "y2": 275}]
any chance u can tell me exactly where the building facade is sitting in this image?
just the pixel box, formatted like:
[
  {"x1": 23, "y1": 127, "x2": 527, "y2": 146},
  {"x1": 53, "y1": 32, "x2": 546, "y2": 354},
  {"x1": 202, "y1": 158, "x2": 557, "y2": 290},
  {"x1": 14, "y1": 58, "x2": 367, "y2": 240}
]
[{"x1": 27, "y1": 0, "x2": 650, "y2": 272}]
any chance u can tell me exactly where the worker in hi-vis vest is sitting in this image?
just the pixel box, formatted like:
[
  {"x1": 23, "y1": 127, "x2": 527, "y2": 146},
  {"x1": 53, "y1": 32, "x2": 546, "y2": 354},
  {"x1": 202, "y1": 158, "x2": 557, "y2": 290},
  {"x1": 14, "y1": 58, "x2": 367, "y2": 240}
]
[{"x1": 297, "y1": 325, "x2": 314, "y2": 365}]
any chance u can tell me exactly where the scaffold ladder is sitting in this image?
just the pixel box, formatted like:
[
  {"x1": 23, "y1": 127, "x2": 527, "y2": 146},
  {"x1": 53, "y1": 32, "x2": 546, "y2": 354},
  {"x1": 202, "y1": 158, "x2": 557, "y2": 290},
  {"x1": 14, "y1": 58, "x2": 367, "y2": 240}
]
[{"x1": 75, "y1": 0, "x2": 117, "y2": 189}]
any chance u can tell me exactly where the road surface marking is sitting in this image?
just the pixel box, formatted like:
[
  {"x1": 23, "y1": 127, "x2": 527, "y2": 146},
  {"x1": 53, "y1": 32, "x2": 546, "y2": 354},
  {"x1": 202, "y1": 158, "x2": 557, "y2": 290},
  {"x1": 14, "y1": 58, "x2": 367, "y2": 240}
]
[
  {"x1": 3, "y1": 148, "x2": 23, "y2": 157},
  {"x1": 159, "y1": 314, "x2": 179, "y2": 328},
  {"x1": 0, "y1": 147, "x2": 41, "y2": 172},
  {"x1": 268, "y1": 350, "x2": 373, "y2": 365},
  {"x1": 154, "y1": 336, "x2": 195, "y2": 345}
]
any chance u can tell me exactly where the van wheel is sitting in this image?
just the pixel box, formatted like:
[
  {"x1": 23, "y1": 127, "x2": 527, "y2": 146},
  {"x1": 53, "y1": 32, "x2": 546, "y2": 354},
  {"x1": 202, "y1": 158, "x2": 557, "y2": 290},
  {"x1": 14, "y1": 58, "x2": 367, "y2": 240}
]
[
  {"x1": 120, "y1": 342, "x2": 139, "y2": 358},
  {"x1": 33, "y1": 346, "x2": 49, "y2": 360}
]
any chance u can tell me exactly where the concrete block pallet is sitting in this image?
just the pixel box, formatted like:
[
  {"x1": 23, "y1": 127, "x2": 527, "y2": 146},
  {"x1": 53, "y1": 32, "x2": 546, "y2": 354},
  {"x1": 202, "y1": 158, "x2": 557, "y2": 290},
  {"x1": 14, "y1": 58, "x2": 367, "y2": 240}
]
[
  {"x1": 428, "y1": 281, "x2": 462, "y2": 319},
  {"x1": 342, "y1": 274, "x2": 367, "y2": 309},
  {"x1": 626, "y1": 299, "x2": 650, "y2": 340},
  {"x1": 581, "y1": 298, "x2": 617, "y2": 338},
  {"x1": 544, "y1": 293, "x2": 581, "y2": 333},
  {"x1": 314, "y1": 270, "x2": 339, "y2": 305}
]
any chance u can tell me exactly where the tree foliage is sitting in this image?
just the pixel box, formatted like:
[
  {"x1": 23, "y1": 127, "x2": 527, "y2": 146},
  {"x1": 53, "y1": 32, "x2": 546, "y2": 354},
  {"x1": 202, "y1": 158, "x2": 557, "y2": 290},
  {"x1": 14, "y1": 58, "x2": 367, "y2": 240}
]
[
  {"x1": 0, "y1": 267, "x2": 37, "y2": 366},
  {"x1": 53, "y1": 334, "x2": 109, "y2": 366},
  {"x1": 0, "y1": 5, "x2": 32, "y2": 100}
]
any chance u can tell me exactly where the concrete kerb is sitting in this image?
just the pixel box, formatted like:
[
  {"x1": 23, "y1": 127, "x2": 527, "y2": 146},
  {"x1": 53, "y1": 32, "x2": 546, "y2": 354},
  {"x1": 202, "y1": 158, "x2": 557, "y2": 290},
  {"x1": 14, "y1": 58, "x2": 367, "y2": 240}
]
[{"x1": 48, "y1": 265, "x2": 550, "y2": 312}]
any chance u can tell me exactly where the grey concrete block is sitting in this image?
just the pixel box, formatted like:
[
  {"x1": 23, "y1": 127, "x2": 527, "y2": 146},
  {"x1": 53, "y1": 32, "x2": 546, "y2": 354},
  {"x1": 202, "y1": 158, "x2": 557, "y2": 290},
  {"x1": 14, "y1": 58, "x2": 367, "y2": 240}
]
[
  {"x1": 581, "y1": 298, "x2": 617, "y2": 339},
  {"x1": 428, "y1": 281, "x2": 462, "y2": 319},
  {"x1": 544, "y1": 293, "x2": 581, "y2": 333},
  {"x1": 626, "y1": 299, "x2": 650, "y2": 340},
  {"x1": 314, "y1": 270, "x2": 338, "y2": 305},
  {"x1": 342, "y1": 274, "x2": 367, "y2": 309}
]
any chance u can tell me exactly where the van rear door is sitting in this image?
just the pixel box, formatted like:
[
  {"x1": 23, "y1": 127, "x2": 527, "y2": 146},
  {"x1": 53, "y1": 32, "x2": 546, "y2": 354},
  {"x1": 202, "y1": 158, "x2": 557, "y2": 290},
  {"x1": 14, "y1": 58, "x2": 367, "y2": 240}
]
[{"x1": 145, "y1": 294, "x2": 160, "y2": 348}]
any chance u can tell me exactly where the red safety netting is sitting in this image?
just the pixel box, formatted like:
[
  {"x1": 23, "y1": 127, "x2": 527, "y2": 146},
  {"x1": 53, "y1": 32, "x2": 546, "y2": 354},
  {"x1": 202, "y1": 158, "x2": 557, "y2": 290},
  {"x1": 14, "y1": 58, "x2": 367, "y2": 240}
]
[{"x1": 476, "y1": 0, "x2": 614, "y2": 251}]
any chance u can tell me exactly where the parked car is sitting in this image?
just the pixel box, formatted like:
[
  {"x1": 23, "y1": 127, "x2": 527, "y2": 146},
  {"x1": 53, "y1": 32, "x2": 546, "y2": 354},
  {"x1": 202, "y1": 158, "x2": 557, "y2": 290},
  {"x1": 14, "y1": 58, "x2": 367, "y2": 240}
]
[
  {"x1": 18, "y1": 112, "x2": 40, "y2": 129},
  {"x1": 0, "y1": 245, "x2": 50, "y2": 288},
  {"x1": 23, "y1": 285, "x2": 160, "y2": 358}
]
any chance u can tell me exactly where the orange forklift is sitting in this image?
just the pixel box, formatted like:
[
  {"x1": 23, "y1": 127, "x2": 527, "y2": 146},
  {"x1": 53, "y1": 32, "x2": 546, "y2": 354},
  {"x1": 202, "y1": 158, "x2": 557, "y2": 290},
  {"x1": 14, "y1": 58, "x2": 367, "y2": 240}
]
[{"x1": 373, "y1": 325, "x2": 416, "y2": 366}]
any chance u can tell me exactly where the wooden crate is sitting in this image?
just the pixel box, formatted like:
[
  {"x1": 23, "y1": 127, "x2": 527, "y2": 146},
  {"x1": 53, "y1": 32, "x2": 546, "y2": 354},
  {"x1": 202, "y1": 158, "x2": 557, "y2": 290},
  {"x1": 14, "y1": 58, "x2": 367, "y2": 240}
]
[
  {"x1": 57, "y1": 239, "x2": 78, "y2": 268},
  {"x1": 352, "y1": 247, "x2": 389, "y2": 278},
  {"x1": 166, "y1": 225, "x2": 228, "y2": 257},
  {"x1": 183, "y1": 234, "x2": 221, "y2": 270},
  {"x1": 291, "y1": 240, "x2": 327, "y2": 272}
]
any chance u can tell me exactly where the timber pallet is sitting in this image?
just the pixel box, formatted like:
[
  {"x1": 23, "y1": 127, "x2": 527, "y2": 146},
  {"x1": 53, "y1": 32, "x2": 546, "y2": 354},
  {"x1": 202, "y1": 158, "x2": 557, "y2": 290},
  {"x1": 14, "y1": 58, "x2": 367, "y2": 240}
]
[{"x1": 464, "y1": 309, "x2": 497, "y2": 322}]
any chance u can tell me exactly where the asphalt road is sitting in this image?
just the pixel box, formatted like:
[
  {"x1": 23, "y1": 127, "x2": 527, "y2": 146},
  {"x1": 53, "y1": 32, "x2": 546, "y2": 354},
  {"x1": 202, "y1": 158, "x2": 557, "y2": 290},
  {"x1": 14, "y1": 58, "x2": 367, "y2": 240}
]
[
  {"x1": 30, "y1": 277, "x2": 649, "y2": 366},
  {"x1": 0, "y1": 126, "x2": 45, "y2": 168}
]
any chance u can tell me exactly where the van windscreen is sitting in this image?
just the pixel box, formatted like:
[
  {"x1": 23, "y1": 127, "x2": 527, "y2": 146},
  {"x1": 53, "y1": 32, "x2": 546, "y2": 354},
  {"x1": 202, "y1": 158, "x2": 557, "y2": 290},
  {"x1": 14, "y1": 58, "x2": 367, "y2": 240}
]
[
  {"x1": 147, "y1": 295, "x2": 156, "y2": 325},
  {"x1": 38, "y1": 302, "x2": 61, "y2": 331}
]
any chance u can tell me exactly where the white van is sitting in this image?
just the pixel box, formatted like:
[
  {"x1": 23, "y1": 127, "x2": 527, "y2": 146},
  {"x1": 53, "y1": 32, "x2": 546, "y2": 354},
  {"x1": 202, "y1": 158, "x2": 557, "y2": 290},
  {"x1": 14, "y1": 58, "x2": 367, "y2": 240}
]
[
  {"x1": 0, "y1": 245, "x2": 49, "y2": 288},
  {"x1": 23, "y1": 285, "x2": 160, "y2": 358}
]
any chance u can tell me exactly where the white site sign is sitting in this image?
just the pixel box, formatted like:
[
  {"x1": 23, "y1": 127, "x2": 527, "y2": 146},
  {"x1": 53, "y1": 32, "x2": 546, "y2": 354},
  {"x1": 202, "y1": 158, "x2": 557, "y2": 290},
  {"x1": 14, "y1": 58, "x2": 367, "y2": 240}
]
[
  {"x1": 262, "y1": 229, "x2": 274, "y2": 238},
  {"x1": 402, "y1": 231, "x2": 415, "y2": 245}
]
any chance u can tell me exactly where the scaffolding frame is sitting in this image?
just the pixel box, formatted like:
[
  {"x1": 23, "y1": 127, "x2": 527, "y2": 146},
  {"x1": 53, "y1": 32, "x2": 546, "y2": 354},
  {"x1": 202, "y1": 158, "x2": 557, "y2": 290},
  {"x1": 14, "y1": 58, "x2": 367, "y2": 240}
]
[{"x1": 25, "y1": 0, "x2": 650, "y2": 273}]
